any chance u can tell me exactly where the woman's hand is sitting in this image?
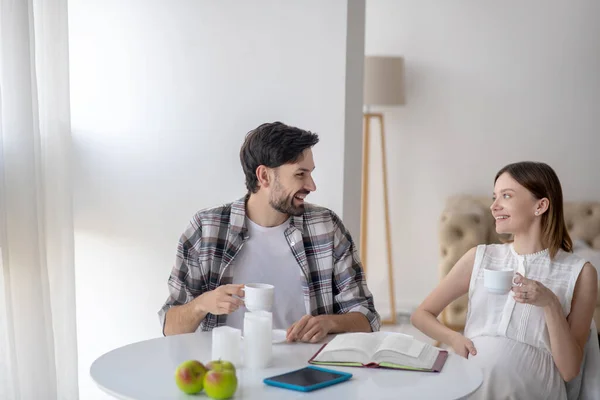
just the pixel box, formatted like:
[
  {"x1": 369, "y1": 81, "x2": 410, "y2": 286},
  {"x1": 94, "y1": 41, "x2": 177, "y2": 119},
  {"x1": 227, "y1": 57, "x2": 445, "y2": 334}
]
[
  {"x1": 449, "y1": 332, "x2": 477, "y2": 358},
  {"x1": 512, "y1": 273, "x2": 558, "y2": 308}
]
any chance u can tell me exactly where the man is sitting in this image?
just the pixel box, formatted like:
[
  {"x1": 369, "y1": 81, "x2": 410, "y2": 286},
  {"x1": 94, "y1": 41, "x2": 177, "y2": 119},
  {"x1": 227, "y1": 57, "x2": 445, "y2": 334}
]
[{"x1": 158, "y1": 122, "x2": 380, "y2": 343}]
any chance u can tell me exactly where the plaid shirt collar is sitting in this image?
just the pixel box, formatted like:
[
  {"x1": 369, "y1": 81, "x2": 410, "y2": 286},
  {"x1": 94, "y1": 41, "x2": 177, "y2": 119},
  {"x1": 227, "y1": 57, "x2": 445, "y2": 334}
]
[{"x1": 229, "y1": 195, "x2": 305, "y2": 236}]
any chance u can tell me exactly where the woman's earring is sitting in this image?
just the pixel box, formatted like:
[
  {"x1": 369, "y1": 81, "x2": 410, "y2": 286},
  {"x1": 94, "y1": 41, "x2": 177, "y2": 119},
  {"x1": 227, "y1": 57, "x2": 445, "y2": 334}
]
[{"x1": 535, "y1": 211, "x2": 539, "y2": 216}]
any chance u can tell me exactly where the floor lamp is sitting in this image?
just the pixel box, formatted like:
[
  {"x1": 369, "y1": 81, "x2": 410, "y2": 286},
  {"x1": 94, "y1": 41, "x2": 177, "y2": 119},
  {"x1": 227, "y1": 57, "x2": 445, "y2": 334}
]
[{"x1": 361, "y1": 56, "x2": 405, "y2": 325}]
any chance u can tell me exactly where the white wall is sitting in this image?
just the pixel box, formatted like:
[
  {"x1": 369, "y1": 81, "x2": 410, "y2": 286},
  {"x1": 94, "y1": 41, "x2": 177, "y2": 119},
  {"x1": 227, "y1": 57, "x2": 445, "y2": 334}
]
[
  {"x1": 68, "y1": 1, "x2": 365, "y2": 398},
  {"x1": 364, "y1": 0, "x2": 600, "y2": 316}
]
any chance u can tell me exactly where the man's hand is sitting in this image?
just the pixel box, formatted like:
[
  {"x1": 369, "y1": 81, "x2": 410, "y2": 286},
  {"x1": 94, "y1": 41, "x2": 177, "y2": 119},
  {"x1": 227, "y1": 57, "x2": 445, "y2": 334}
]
[
  {"x1": 286, "y1": 315, "x2": 335, "y2": 343},
  {"x1": 196, "y1": 284, "x2": 245, "y2": 315}
]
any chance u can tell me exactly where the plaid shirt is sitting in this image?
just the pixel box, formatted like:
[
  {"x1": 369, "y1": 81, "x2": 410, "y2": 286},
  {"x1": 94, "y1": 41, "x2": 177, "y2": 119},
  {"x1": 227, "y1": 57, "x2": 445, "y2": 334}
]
[{"x1": 158, "y1": 196, "x2": 381, "y2": 334}]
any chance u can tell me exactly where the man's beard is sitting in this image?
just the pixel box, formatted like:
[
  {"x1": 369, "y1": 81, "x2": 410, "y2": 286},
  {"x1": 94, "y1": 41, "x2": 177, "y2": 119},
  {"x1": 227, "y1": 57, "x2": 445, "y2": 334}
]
[
  {"x1": 269, "y1": 181, "x2": 307, "y2": 217},
  {"x1": 269, "y1": 192, "x2": 306, "y2": 216}
]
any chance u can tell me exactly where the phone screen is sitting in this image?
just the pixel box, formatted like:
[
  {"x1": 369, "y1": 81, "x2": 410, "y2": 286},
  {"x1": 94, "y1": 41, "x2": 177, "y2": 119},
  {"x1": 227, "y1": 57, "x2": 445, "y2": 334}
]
[{"x1": 266, "y1": 367, "x2": 346, "y2": 387}]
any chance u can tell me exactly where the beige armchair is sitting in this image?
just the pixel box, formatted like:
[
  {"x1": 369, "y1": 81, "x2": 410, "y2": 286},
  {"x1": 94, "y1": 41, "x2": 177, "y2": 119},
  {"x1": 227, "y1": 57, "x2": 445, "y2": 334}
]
[{"x1": 438, "y1": 195, "x2": 600, "y2": 332}]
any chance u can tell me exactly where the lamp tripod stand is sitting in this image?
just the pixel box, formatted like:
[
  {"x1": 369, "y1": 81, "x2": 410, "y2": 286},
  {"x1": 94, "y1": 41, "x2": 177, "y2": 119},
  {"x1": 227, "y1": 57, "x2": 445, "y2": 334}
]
[{"x1": 360, "y1": 112, "x2": 397, "y2": 325}]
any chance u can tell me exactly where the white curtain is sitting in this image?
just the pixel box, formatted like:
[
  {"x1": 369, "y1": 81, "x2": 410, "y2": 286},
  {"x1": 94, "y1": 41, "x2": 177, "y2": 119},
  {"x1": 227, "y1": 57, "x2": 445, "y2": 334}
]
[{"x1": 0, "y1": 0, "x2": 79, "y2": 399}]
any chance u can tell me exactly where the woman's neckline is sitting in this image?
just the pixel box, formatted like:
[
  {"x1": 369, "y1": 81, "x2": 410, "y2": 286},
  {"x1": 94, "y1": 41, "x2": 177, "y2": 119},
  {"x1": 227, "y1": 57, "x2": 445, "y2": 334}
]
[{"x1": 509, "y1": 243, "x2": 549, "y2": 258}]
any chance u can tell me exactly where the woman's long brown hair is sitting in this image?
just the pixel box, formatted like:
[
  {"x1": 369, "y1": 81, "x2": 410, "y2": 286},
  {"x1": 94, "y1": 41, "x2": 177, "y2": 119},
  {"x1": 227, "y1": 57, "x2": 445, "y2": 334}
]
[{"x1": 495, "y1": 161, "x2": 572, "y2": 259}]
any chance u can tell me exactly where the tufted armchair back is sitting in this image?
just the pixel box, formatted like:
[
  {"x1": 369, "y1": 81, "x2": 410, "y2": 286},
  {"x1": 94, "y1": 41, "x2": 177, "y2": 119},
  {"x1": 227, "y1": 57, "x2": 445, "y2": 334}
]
[{"x1": 439, "y1": 195, "x2": 600, "y2": 330}]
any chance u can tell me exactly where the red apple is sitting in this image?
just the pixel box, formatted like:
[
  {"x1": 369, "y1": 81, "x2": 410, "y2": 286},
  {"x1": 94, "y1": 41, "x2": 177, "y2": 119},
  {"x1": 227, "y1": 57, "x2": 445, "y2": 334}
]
[
  {"x1": 205, "y1": 360, "x2": 236, "y2": 374},
  {"x1": 174, "y1": 360, "x2": 207, "y2": 394},
  {"x1": 203, "y1": 368, "x2": 238, "y2": 400}
]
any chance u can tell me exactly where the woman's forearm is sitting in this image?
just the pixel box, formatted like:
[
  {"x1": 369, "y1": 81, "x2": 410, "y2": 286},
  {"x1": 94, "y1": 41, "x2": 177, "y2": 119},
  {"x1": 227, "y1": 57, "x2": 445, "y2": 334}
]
[
  {"x1": 411, "y1": 309, "x2": 459, "y2": 346},
  {"x1": 545, "y1": 296, "x2": 583, "y2": 382}
]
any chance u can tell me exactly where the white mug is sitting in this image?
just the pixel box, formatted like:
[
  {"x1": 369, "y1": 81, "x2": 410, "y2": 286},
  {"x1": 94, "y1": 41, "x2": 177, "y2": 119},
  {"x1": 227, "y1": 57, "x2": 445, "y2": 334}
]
[
  {"x1": 243, "y1": 283, "x2": 274, "y2": 312},
  {"x1": 483, "y1": 268, "x2": 514, "y2": 294}
]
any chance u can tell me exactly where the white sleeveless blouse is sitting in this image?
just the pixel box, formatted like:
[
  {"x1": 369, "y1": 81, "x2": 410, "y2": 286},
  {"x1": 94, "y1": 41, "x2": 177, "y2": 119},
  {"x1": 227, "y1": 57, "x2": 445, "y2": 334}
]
[{"x1": 463, "y1": 243, "x2": 587, "y2": 400}]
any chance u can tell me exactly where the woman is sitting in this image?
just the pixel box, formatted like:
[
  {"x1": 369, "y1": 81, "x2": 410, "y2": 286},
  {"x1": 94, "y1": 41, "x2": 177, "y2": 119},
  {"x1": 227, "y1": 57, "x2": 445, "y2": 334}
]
[{"x1": 411, "y1": 161, "x2": 597, "y2": 399}]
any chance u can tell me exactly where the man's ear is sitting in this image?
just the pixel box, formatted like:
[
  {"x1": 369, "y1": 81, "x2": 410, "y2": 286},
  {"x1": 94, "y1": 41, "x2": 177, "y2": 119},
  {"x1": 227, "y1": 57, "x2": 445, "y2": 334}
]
[{"x1": 256, "y1": 165, "x2": 271, "y2": 188}]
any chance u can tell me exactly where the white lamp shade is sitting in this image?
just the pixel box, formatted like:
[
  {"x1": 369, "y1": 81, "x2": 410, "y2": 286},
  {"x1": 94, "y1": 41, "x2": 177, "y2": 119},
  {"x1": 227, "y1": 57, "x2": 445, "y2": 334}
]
[{"x1": 363, "y1": 56, "x2": 405, "y2": 106}]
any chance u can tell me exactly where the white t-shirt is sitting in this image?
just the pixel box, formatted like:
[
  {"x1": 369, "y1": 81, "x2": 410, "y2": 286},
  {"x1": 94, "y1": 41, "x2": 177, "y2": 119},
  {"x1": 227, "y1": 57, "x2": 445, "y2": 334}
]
[{"x1": 225, "y1": 217, "x2": 306, "y2": 330}]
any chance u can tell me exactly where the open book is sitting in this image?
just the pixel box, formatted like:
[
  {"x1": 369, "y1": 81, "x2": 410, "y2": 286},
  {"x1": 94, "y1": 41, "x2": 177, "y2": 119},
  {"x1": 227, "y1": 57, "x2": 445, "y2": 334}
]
[{"x1": 308, "y1": 332, "x2": 448, "y2": 372}]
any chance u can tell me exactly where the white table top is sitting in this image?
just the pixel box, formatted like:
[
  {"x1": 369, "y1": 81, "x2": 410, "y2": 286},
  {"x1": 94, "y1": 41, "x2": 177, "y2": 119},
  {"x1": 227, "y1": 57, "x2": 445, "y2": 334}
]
[{"x1": 90, "y1": 332, "x2": 482, "y2": 400}]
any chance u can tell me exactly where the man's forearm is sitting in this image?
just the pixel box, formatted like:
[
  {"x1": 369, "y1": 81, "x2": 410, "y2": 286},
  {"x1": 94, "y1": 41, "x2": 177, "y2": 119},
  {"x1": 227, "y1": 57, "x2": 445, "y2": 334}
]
[
  {"x1": 163, "y1": 299, "x2": 208, "y2": 336},
  {"x1": 321, "y1": 312, "x2": 372, "y2": 334}
]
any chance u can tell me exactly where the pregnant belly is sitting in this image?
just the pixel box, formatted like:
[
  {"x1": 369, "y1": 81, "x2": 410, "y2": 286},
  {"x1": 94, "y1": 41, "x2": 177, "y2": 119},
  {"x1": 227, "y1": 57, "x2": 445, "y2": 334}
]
[{"x1": 466, "y1": 336, "x2": 565, "y2": 400}]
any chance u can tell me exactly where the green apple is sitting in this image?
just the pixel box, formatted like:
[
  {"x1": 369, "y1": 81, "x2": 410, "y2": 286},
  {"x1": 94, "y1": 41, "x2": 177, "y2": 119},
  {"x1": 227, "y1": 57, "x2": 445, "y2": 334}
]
[
  {"x1": 174, "y1": 360, "x2": 207, "y2": 394},
  {"x1": 203, "y1": 369, "x2": 238, "y2": 400},
  {"x1": 205, "y1": 360, "x2": 236, "y2": 374}
]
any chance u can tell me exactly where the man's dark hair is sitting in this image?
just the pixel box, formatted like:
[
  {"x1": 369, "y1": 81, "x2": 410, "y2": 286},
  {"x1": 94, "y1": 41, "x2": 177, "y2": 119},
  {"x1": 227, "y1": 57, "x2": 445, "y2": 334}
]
[{"x1": 240, "y1": 121, "x2": 319, "y2": 193}]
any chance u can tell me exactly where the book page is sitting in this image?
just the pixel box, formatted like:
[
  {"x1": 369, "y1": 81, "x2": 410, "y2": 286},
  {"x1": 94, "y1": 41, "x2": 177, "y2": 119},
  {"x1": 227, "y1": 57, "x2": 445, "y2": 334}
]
[
  {"x1": 375, "y1": 333, "x2": 425, "y2": 358},
  {"x1": 313, "y1": 332, "x2": 383, "y2": 363},
  {"x1": 374, "y1": 343, "x2": 440, "y2": 369}
]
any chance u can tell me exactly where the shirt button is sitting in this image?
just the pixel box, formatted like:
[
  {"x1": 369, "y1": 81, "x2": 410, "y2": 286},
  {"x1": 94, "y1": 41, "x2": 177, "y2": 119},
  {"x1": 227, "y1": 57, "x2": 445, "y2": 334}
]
[{"x1": 290, "y1": 241, "x2": 296, "y2": 246}]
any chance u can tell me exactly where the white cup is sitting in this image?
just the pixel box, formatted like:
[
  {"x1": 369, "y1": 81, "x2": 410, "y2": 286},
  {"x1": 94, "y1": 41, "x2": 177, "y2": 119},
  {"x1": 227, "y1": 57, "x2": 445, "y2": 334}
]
[
  {"x1": 243, "y1": 311, "x2": 272, "y2": 368},
  {"x1": 211, "y1": 326, "x2": 242, "y2": 366},
  {"x1": 243, "y1": 283, "x2": 274, "y2": 312},
  {"x1": 484, "y1": 268, "x2": 514, "y2": 294}
]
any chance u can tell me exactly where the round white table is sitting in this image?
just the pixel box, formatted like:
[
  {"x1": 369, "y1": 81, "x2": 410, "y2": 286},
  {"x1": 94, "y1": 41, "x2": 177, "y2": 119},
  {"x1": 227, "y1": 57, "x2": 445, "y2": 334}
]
[{"x1": 90, "y1": 332, "x2": 483, "y2": 400}]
